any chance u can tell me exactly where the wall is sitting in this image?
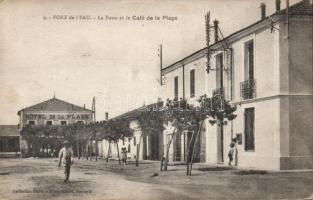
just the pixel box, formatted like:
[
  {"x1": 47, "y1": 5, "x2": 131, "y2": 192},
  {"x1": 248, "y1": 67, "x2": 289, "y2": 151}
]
[
  {"x1": 279, "y1": 16, "x2": 313, "y2": 169},
  {"x1": 222, "y1": 22, "x2": 282, "y2": 169},
  {"x1": 229, "y1": 99, "x2": 281, "y2": 170}
]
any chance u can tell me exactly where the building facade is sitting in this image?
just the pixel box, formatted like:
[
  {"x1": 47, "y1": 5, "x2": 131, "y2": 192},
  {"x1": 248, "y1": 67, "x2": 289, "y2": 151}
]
[
  {"x1": 18, "y1": 97, "x2": 93, "y2": 156},
  {"x1": 101, "y1": 102, "x2": 164, "y2": 161},
  {"x1": 160, "y1": 0, "x2": 312, "y2": 170},
  {"x1": 18, "y1": 97, "x2": 93, "y2": 128}
]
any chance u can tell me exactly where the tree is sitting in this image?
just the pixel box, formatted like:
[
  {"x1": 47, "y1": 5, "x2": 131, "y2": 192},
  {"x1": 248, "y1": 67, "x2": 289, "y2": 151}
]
[
  {"x1": 162, "y1": 98, "x2": 198, "y2": 171},
  {"x1": 104, "y1": 118, "x2": 133, "y2": 165},
  {"x1": 135, "y1": 102, "x2": 165, "y2": 167},
  {"x1": 186, "y1": 94, "x2": 237, "y2": 175}
]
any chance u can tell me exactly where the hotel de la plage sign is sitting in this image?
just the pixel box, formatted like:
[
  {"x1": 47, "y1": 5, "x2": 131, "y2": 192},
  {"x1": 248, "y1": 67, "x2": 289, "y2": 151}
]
[{"x1": 25, "y1": 113, "x2": 90, "y2": 120}]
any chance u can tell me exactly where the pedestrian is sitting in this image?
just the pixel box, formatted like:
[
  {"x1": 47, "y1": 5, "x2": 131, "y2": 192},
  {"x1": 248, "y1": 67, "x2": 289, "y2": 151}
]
[
  {"x1": 39, "y1": 147, "x2": 44, "y2": 158},
  {"x1": 44, "y1": 147, "x2": 48, "y2": 158},
  {"x1": 228, "y1": 142, "x2": 235, "y2": 166},
  {"x1": 47, "y1": 147, "x2": 51, "y2": 158},
  {"x1": 122, "y1": 148, "x2": 127, "y2": 166},
  {"x1": 58, "y1": 140, "x2": 74, "y2": 183}
]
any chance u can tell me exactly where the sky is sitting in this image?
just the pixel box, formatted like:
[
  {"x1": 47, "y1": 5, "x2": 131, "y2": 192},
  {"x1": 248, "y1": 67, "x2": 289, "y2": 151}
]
[{"x1": 0, "y1": 0, "x2": 300, "y2": 124}]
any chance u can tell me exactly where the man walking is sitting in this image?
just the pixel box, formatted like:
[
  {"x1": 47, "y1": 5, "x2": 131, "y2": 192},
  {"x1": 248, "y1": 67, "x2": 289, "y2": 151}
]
[{"x1": 58, "y1": 140, "x2": 74, "y2": 183}]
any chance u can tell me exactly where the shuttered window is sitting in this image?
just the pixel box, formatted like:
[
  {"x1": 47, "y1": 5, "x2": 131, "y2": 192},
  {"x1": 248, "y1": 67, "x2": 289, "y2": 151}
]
[
  {"x1": 245, "y1": 40, "x2": 254, "y2": 80},
  {"x1": 174, "y1": 76, "x2": 179, "y2": 100},
  {"x1": 244, "y1": 107, "x2": 255, "y2": 151},
  {"x1": 190, "y1": 69, "x2": 195, "y2": 97}
]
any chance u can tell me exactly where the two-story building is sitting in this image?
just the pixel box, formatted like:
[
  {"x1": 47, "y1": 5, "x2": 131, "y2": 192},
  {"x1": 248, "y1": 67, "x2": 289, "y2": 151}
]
[
  {"x1": 161, "y1": 0, "x2": 312, "y2": 170},
  {"x1": 18, "y1": 97, "x2": 94, "y2": 156}
]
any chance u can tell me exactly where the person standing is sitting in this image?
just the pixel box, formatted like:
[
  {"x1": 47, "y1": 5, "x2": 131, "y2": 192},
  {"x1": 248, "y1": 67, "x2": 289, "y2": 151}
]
[
  {"x1": 47, "y1": 146, "x2": 52, "y2": 158},
  {"x1": 228, "y1": 142, "x2": 235, "y2": 166},
  {"x1": 58, "y1": 141, "x2": 74, "y2": 183},
  {"x1": 122, "y1": 148, "x2": 127, "y2": 166},
  {"x1": 44, "y1": 147, "x2": 48, "y2": 158}
]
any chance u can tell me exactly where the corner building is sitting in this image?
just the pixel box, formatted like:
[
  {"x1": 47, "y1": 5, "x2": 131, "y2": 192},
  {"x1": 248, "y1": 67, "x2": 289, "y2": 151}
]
[{"x1": 160, "y1": 0, "x2": 312, "y2": 170}]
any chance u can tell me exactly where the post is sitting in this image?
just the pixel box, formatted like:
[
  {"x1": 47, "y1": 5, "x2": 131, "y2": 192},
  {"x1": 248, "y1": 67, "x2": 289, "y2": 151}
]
[
  {"x1": 276, "y1": 0, "x2": 281, "y2": 13},
  {"x1": 260, "y1": 3, "x2": 266, "y2": 20},
  {"x1": 213, "y1": 20, "x2": 219, "y2": 43},
  {"x1": 116, "y1": 142, "x2": 121, "y2": 165},
  {"x1": 136, "y1": 144, "x2": 139, "y2": 166},
  {"x1": 160, "y1": 145, "x2": 164, "y2": 171},
  {"x1": 159, "y1": 44, "x2": 163, "y2": 85},
  {"x1": 95, "y1": 140, "x2": 98, "y2": 161},
  {"x1": 76, "y1": 139, "x2": 80, "y2": 159},
  {"x1": 205, "y1": 12, "x2": 211, "y2": 73}
]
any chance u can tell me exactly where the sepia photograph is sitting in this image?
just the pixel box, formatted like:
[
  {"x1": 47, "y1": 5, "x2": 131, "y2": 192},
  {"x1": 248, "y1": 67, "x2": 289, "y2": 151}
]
[{"x1": 0, "y1": 0, "x2": 312, "y2": 199}]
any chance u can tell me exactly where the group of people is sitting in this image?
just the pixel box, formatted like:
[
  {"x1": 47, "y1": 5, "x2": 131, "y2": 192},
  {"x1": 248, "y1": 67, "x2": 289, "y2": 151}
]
[
  {"x1": 57, "y1": 139, "x2": 237, "y2": 183},
  {"x1": 39, "y1": 147, "x2": 57, "y2": 158}
]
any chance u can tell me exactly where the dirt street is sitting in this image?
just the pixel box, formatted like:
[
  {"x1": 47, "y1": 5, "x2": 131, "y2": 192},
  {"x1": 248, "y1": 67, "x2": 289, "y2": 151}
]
[{"x1": 0, "y1": 158, "x2": 312, "y2": 200}]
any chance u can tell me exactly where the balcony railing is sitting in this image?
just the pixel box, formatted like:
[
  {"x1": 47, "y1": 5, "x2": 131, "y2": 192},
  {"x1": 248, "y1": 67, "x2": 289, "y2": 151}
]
[
  {"x1": 212, "y1": 87, "x2": 224, "y2": 97},
  {"x1": 240, "y1": 79, "x2": 256, "y2": 100}
]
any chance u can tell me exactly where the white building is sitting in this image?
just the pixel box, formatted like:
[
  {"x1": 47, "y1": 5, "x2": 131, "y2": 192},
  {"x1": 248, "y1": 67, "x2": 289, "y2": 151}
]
[
  {"x1": 160, "y1": 0, "x2": 312, "y2": 170},
  {"x1": 99, "y1": 102, "x2": 163, "y2": 161}
]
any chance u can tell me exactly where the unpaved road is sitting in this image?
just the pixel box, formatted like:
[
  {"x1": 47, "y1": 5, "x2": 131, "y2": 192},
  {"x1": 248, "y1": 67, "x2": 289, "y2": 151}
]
[{"x1": 0, "y1": 158, "x2": 312, "y2": 200}]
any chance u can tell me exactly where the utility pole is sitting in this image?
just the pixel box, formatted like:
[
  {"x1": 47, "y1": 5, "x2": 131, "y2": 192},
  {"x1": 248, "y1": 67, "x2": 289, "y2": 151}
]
[
  {"x1": 92, "y1": 96, "x2": 96, "y2": 122},
  {"x1": 205, "y1": 12, "x2": 211, "y2": 73},
  {"x1": 159, "y1": 44, "x2": 163, "y2": 85}
]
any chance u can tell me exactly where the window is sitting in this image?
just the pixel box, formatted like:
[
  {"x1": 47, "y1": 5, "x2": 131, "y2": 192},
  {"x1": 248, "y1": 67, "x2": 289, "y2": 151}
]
[
  {"x1": 174, "y1": 76, "x2": 178, "y2": 100},
  {"x1": 28, "y1": 120, "x2": 35, "y2": 125},
  {"x1": 190, "y1": 69, "x2": 195, "y2": 97},
  {"x1": 128, "y1": 144, "x2": 131, "y2": 153},
  {"x1": 244, "y1": 40, "x2": 254, "y2": 80},
  {"x1": 244, "y1": 108, "x2": 255, "y2": 151},
  {"x1": 60, "y1": 121, "x2": 67, "y2": 125},
  {"x1": 123, "y1": 138, "x2": 125, "y2": 145},
  {"x1": 46, "y1": 121, "x2": 52, "y2": 125},
  {"x1": 77, "y1": 120, "x2": 84, "y2": 124}
]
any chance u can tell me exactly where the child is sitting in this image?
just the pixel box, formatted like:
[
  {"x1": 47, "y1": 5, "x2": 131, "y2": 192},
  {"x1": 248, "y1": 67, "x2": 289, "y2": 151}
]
[
  {"x1": 122, "y1": 148, "x2": 127, "y2": 166},
  {"x1": 228, "y1": 142, "x2": 235, "y2": 166}
]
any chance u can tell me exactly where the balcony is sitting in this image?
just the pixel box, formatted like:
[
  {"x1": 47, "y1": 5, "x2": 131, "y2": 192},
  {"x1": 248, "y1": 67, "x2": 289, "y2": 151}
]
[
  {"x1": 240, "y1": 79, "x2": 256, "y2": 100},
  {"x1": 212, "y1": 87, "x2": 224, "y2": 97}
]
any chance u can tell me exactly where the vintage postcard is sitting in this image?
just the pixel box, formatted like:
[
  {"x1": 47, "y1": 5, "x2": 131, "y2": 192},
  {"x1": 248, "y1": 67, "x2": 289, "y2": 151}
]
[{"x1": 0, "y1": 0, "x2": 312, "y2": 200}]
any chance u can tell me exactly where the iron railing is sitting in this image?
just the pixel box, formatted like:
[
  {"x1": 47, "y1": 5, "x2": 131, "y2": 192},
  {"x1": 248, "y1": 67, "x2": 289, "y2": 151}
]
[{"x1": 240, "y1": 79, "x2": 256, "y2": 100}]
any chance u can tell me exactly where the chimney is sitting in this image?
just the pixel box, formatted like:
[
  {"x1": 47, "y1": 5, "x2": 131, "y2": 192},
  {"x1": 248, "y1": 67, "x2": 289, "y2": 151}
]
[
  {"x1": 213, "y1": 20, "x2": 219, "y2": 43},
  {"x1": 105, "y1": 112, "x2": 109, "y2": 121},
  {"x1": 83, "y1": 104, "x2": 85, "y2": 110},
  {"x1": 276, "y1": 0, "x2": 281, "y2": 13},
  {"x1": 261, "y1": 3, "x2": 266, "y2": 20}
]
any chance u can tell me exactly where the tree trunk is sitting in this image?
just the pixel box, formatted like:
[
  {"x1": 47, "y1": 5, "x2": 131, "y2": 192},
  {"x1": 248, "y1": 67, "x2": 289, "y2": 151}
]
[
  {"x1": 186, "y1": 130, "x2": 196, "y2": 175},
  {"x1": 76, "y1": 139, "x2": 80, "y2": 159},
  {"x1": 188, "y1": 120, "x2": 204, "y2": 176},
  {"x1": 160, "y1": 145, "x2": 164, "y2": 171},
  {"x1": 95, "y1": 140, "x2": 98, "y2": 161},
  {"x1": 106, "y1": 141, "x2": 111, "y2": 163},
  {"x1": 116, "y1": 142, "x2": 121, "y2": 165},
  {"x1": 90, "y1": 140, "x2": 93, "y2": 161},
  {"x1": 136, "y1": 134, "x2": 143, "y2": 167},
  {"x1": 85, "y1": 140, "x2": 89, "y2": 160},
  {"x1": 164, "y1": 128, "x2": 177, "y2": 171},
  {"x1": 79, "y1": 140, "x2": 82, "y2": 159}
]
